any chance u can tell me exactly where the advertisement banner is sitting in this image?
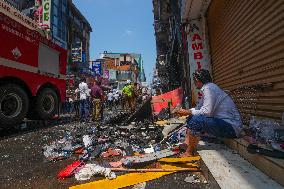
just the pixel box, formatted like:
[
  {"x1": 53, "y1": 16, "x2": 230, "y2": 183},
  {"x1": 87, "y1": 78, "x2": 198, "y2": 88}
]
[
  {"x1": 92, "y1": 61, "x2": 102, "y2": 76},
  {"x1": 72, "y1": 47, "x2": 82, "y2": 63},
  {"x1": 187, "y1": 19, "x2": 212, "y2": 106},
  {"x1": 42, "y1": 0, "x2": 51, "y2": 29},
  {"x1": 82, "y1": 51, "x2": 86, "y2": 63},
  {"x1": 103, "y1": 70, "x2": 109, "y2": 79}
]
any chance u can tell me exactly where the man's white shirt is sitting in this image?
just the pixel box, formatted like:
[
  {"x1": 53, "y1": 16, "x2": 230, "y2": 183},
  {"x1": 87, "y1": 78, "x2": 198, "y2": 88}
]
[
  {"x1": 76, "y1": 82, "x2": 89, "y2": 100},
  {"x1": 191, "y1": 83, "x2": 243, "y2": 136}
]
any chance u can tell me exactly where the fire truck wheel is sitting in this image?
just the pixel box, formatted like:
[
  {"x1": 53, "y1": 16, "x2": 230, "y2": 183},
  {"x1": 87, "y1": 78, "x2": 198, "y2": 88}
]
[
  {"x1": 0, "y1": 84, "x2": 29, "y2": 127},
  {"x1": 36, "y1": 88, "x2": 58, "y2": 120}
]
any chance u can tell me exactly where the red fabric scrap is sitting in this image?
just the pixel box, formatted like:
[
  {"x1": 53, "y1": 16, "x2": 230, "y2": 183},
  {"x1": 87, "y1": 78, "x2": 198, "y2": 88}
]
[
  {"x1": 151, "y1": 87, "x2": 183, "y2": 114},
  {"x1": 57, "y1": 161, "x2": 84, "y2": 179}
]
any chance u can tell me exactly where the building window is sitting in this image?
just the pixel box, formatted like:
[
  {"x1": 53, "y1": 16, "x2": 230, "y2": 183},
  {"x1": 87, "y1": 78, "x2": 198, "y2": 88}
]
[
  {"x1": 52, "y1": 0, "x2": 67, "y2": 42},
  {"x1": 5, "y1": 0, "x2": 20, "y2": 9},
  {"x1": 74, "y1": 16, "x2": 81, "y2": 27}
]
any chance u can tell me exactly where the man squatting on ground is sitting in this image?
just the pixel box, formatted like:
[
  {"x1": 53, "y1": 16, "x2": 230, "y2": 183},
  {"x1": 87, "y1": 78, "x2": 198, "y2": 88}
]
[{"x1": 176, "y1": 69, "x2": 243, "y2": 157}]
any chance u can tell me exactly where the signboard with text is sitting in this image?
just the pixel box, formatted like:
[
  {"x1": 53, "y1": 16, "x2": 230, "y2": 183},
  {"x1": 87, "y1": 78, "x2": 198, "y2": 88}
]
[
  {"x1": 92, "y1": 61, "x2": 102, "y2": 76},
  {"x1": 187, "y1": 19, "x2": 212, "y2": 105},
  {"x1": 82, "y1": 51, "x2": 86, "y2": 63},
  {"x1": 72, "y1": 47, "x2": 82, "y2": 62},
  {"x1": 42, "y1": 0, "x2": 51, "y2": 29},
  {"x1": 103, "y1": 70, "x2": 109, "y2": 79}
]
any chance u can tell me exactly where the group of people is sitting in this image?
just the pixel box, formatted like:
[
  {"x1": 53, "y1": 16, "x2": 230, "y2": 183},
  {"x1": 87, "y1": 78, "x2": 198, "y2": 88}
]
[
  {"x1": 65, "y1": 78, "x2": 105, "y2": 122},
  {"x1": 106, "y1": 90, "x2": 121, "y2": 110},
  {"x1": 63, "y1": 79, "x2": 151, "y2": 122}
]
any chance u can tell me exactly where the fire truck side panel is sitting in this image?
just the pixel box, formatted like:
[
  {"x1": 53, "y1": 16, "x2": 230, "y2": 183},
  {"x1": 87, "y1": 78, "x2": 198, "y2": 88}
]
[
  {"x1": 0, "y1": 12, "x2": 67, "y2": 101},
  {"x1": 0, "y1": 26, "x2": 38, "y2": 68},
  {"x1": 0, "y1": 65, "x2": 66, "y2": 101}
]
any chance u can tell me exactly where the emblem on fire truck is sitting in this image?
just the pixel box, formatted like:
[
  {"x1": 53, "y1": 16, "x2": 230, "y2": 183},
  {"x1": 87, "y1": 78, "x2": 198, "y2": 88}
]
[{"x1": 11, "y1": 47, "x2": 22, "y2": 59}]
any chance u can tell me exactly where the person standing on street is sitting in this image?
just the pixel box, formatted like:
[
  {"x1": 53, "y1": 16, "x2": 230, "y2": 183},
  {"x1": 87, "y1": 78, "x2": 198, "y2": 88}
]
[
  {"x1": 68, "y1": 90, "x2": 74, "y2": 114},
  {"x1": 65, "y1": 89, "x2": 71, "y2": 114},
  {"x1": 107, "y1": 90, "x2": 114, "y2": 110},
  {"x1": 86, "y1": 84, "x2": 92, "y2": 120},
  {"x1": 74, "y1": 85, "x2": 80, "y2": 119},
  {"x1": 91, "y1": 80, "x2": 104, "y2": 121},
  {"x1": 122, "y1": 80, "x2": 134, "y2": 112},
  {"x1": 75, "y1": 78, "x2": 89, "y2": 122},
  {"x1": 113, "y1": 90, "x2": 120, "y2": 109}
]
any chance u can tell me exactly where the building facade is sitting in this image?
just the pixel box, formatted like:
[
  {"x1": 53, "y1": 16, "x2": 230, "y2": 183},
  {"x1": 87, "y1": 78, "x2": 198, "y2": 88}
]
[
  {"x1": 152, "y1": 0, "x2": 188, "y2": 99},
  {"x1": 181, "y1": 0, "x2": 284, "y2": 123},
  {"x1": 100, "y1": 52, "x2": 146, "y2": 84}
]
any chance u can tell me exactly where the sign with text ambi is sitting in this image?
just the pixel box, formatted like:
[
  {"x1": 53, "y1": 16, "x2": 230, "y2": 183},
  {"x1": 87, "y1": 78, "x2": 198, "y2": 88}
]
[{"x1": 187, "y1": 19, "x2": 212, "y2": 106}]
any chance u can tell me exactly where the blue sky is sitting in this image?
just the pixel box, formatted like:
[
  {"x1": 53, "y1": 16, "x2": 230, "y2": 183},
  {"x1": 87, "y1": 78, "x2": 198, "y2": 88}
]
[{"x1": 73, "y1": 0, "x2": 156, "y2": 82}]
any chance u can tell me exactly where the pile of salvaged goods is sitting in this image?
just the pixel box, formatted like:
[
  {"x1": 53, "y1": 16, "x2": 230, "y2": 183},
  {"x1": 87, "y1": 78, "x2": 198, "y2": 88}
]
[{"x1": 242, "y1": 116, "x2": 284, "y2": 158}]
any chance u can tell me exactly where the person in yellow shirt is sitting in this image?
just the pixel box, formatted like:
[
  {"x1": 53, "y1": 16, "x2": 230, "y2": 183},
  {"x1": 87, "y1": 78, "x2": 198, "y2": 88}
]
[{"x1": 122, "y1": 80, "x2": 134, "y2": 112}]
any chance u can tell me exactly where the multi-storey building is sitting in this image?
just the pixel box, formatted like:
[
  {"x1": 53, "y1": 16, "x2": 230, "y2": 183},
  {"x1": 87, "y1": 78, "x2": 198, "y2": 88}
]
[
  {"x1": 100, "y1": 52, "x2": 146, "y2": 84},
  {"x1": 152, "y1": 0, "x2": 188, "y2": 96},
  {"x1": 67, "y1": 2, "x2": 92, "y2": 77}
]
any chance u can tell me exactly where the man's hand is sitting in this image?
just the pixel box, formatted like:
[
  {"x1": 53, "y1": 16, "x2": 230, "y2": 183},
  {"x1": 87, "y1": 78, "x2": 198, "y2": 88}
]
[{"x1": 175, "y1": 108, "x2": 192, "y2": 117}]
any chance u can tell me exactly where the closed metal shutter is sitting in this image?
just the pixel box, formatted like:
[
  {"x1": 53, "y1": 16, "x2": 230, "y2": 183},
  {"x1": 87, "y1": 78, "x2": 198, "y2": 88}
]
[
  {"x1": 207, "y1": 0, "x2": 284, "y2": 123},
  {"x1": 38, "y1": 43, "x2": 60, "y2": 75}
]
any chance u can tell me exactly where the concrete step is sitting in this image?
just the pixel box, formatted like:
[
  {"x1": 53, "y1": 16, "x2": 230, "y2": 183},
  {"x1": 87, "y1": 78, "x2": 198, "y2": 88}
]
[{"x1": 197, "y1": 141, "x2": 283, "y2": 189}]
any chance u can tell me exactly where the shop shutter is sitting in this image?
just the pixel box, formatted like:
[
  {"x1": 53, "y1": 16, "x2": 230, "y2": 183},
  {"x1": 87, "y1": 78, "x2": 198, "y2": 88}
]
[{"x1": 207, "y1": 0, "x2": 284, "y2": 124}]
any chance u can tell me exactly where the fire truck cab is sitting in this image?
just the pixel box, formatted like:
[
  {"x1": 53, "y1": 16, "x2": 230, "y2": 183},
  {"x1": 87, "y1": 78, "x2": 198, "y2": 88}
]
[{"x1": 0, "y1": 1, "x2": 67, "y2": 127}]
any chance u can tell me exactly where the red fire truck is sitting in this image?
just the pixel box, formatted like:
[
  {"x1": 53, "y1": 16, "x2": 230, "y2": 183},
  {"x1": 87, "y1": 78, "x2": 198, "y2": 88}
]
[{"x1": 0, "y1": 1, "x2": 67, "y2": 127}]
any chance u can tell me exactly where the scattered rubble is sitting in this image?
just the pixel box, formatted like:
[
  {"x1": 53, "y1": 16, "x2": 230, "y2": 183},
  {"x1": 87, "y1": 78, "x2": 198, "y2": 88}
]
[
  {"x1": 132, "y1": 182, "x2": 147, "y2": 189},
  {"x1": 184, "y1": 174, "x2": 200, "y2": 184},
  {"x1": 75, "y1": 164, "x2": 116, "y2": 181},
  {"x1": 38, "y1": 106, "x2": 202, "y2": 186}
]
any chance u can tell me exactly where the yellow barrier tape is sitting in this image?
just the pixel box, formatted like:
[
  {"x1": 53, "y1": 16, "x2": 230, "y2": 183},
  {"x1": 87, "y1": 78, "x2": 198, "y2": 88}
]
[
  {"x1": 159, "y1": 156, "x2": 201, "y2": 163},
  {"x1": 185, "y1": 163, "x2": 199, "y2": 167},
  {"x1": 69, "y1": 164, "x2": 187, "y2": 189}
]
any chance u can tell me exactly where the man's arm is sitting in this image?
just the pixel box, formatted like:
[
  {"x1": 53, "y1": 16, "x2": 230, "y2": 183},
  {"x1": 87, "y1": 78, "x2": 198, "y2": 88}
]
[
  {"x1": 175, "y1": 108, "x2": 192, "y2": 116},
  {"x1": 191, "y1": 86, "x2": 215, "y2": 116}
]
